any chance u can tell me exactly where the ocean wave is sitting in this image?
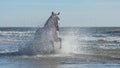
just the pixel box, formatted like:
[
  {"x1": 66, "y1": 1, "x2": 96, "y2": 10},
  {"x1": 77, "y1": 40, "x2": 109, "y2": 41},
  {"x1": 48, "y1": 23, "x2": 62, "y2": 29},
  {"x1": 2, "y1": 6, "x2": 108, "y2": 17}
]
[
  {"x1": 0, "y1": 52, "x2": 120, "y2": 64},
  {"x1": 0, "y1": 31, "x2": 34, "y2": 36},
  {"x1": 0, "y1": 27, "x2": 120, "y2": 64},
  {"x1": 106, "y1": 30, "x2": 120, "y2": 33},
  {"x1": 79, "y1": 36, "x2": 120, "y2": 43}
]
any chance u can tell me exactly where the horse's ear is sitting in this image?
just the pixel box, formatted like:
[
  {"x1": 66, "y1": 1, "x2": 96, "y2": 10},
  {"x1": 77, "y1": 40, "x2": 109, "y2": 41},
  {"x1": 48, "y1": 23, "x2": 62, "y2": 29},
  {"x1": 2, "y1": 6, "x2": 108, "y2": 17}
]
[
  {"x1": 52, "y1": 11, "x2": 55, "y2": 15},
  {"x1": 57, "y1": 12, "x2": 60, "y2": 15}
]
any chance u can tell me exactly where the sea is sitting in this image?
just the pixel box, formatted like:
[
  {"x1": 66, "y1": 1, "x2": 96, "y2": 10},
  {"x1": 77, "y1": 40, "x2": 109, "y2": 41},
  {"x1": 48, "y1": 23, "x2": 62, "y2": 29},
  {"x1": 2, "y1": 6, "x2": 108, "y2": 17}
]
[{"x1": 0, "y1": 27, "x2": 120, "y2": 68}]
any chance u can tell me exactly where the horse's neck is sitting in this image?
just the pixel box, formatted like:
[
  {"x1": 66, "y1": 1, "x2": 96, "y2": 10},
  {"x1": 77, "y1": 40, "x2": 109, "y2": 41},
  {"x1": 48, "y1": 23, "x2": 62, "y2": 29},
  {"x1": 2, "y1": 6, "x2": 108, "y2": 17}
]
[
  {"x1": 44, "y1": 16, "x2": 52, "y2": 27},
  {"x1": 44, "y1": 19, "x2": 56, "y2": 30},
  {"x1": 42, "y1": 17, "x2": 58, "y2": 38}
]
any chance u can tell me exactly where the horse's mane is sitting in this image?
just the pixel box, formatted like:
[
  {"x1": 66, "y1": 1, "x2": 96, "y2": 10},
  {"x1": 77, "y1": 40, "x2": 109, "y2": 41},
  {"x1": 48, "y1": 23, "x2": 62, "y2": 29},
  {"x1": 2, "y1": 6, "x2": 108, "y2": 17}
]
[
  {"x1": 44, "y1": 15, "x2": 52, "y2": 27},
  {"x1": 43, "y1": 14, "x2": 59, "y2": 31}
]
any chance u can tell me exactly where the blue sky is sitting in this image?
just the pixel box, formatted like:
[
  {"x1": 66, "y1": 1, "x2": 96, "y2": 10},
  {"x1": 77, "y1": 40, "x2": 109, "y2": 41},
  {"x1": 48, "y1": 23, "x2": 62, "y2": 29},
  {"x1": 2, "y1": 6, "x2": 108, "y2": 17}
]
[{"x1": 0, "y1": 0, "x2": 120, "y2": 27}]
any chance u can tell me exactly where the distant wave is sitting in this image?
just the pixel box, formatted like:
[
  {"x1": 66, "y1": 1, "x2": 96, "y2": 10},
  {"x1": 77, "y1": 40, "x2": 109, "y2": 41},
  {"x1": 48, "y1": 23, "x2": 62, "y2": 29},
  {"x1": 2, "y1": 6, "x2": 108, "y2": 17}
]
[
  {"x1": 0, "y1": 31, "x2": 34, "y2": 36},
  {"x1": 106, "y1": 30, "x2": 120, "y2": 33}
]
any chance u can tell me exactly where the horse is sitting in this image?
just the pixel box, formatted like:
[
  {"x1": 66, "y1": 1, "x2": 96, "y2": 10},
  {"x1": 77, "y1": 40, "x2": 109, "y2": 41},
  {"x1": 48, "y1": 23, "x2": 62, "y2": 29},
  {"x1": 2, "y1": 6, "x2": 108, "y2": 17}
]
[
  {"x1": 33, "y1": 12, "x2": 62, "y2": 54},
  {"x1": 24, "y1": 12, "x2": 62, "y2": 55}
]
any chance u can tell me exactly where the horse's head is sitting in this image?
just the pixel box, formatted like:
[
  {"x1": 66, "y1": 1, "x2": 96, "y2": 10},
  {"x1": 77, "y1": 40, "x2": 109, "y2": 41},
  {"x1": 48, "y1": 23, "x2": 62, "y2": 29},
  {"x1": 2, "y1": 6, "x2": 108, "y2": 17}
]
[
  {"x1": 44, "y1": 12, "x2": 60, "y2": 31},
  {"x1": 51, "y1": 11, "x2": 60, "y2": 21}
]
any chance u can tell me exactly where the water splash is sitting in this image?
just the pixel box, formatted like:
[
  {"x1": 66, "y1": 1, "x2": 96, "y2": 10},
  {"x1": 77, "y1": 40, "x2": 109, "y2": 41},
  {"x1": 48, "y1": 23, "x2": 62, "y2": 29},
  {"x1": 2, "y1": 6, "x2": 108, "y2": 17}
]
[
  {"x1": 58, "y1": 29, "x2": 79, "y2": 54},
  {"x1": 20, "y1": 29, "x2": 80, "y2": 55},
  {"x1": 0, "y1": 28, "x2": 83, "y2": 56}
]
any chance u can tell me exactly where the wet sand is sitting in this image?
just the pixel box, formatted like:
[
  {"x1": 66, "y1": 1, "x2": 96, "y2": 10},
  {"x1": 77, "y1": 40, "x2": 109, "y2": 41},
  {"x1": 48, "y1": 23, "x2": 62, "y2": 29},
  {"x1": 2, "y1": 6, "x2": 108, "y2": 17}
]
[{"x1": 1, "y1": 54, "x2": 120, "y2": 68}]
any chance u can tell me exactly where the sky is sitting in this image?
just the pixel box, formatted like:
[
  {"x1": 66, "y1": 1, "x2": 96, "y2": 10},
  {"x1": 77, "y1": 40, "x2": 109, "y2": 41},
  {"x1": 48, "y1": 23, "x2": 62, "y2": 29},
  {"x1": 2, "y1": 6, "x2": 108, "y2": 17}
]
[{"x1": 0, "y1": 0, "x2": 120, "y2": 27}]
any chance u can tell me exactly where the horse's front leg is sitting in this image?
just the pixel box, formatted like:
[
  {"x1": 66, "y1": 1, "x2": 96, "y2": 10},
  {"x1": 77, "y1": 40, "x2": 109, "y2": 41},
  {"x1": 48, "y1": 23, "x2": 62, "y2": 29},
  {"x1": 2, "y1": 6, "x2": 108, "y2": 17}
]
[
  {"x1": 56, "y1": 31, "x2": 62, "y2": 49},
  {"x1": 57, "y1": 37, "x2": 62, "y2": 49}
]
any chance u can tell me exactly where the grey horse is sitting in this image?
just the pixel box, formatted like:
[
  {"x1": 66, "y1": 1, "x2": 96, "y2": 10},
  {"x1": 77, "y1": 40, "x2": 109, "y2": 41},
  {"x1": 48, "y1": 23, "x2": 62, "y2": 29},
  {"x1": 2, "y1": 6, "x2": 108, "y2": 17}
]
[
  {"x1": 33, "y1": 12, "x2": 62, "y2": 54},
  {"x1": 22, "y1": 12, "x2": 62, "y2": 55}
]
